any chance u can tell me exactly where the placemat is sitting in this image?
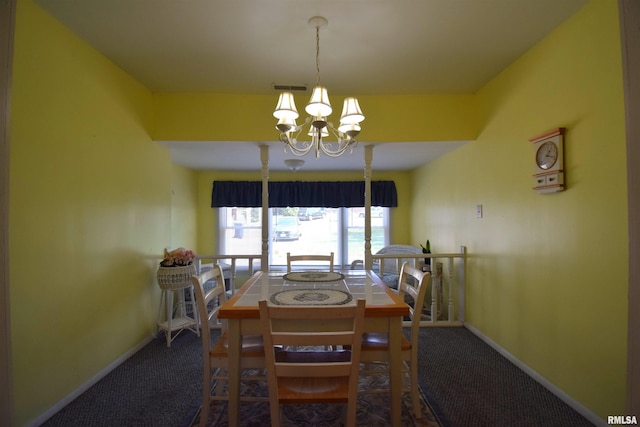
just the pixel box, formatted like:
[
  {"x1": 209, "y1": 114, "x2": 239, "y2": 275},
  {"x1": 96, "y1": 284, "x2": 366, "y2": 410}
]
[
  {"x1": 282, "y1": 271, "x2": 345, "y2": 282},
  {"x1": 270, "y1": 289, "x2": 353, "y2": 306}
]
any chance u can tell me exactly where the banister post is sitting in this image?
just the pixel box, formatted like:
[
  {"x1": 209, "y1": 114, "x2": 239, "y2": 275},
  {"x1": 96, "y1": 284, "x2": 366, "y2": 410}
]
[{"x1": 459, "y1": 245, "x2": 467, "y2": 323}]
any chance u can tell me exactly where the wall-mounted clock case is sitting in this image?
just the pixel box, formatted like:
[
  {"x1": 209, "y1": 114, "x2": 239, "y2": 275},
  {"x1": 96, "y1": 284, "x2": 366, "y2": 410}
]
[{"x1": 530, "y1": 128, "x2": 565, "y2": 193}]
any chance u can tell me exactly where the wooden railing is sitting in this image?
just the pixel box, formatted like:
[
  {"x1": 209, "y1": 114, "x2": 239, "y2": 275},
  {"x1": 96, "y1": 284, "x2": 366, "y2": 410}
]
[
  {"x1": 371, "y1": 246, "x2": 467, "y2": 327},
  {"x1": 195, "y1": 254, "x2": 262, "y2": 295},
  {"x1": 195, "y1": 246, "x2": 467, "y2": 327}
]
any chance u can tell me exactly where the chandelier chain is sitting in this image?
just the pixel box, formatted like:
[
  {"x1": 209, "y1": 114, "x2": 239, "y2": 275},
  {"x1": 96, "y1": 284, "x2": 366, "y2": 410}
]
[{"x1": 315, "y1": 24, "x2": 321, "y2": 86}]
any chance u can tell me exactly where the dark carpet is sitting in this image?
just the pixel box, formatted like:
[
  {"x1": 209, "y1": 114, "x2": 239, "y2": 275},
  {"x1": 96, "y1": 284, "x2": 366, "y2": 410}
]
[
  {"x1": 419, "y1": 327, "x2": 595, "y2": 427},
  {"x1": 41, "y1": 327, "x2": 596, "y2": 427}
]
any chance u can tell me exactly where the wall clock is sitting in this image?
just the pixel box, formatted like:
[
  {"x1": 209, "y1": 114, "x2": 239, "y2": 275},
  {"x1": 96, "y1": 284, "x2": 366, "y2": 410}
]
[
  {"x1": 536, "y1": 140, "x2": 558, "y2": 170},
  {"x1": 530, "y1": 128, "x2": 565, "y2": 193}
]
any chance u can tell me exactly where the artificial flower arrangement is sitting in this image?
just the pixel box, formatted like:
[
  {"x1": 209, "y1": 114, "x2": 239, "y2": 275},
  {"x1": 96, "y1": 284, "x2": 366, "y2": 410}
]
[{"x1": 160, "y1": 247, "x2": 196, "y2": 267}]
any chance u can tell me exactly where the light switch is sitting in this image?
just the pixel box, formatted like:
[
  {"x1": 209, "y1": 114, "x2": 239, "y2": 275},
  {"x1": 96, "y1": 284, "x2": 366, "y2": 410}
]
[{"x1": 476, "y1": 204, "x2": 483, "y2": 218}]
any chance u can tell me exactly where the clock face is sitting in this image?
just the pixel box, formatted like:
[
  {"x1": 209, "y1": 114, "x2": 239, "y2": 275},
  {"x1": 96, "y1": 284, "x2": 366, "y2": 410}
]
[{"x1": 536, "y1": 141, "x2": 558, "y2": 170}]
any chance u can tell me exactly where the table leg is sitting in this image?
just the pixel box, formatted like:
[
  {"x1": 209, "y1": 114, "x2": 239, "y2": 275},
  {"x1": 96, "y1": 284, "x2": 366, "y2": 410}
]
[
  {"x1": 388, "y1": 316, "x2": 402, "y2": 427},
  {"x1": 227, "y1": 319, "x2": 241, "y2": 426}
]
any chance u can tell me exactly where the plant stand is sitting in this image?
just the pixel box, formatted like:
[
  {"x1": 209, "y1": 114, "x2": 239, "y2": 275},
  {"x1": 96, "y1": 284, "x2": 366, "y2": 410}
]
[{"x1": 156, "y1": 265, "x2": 199, "y2": 347}]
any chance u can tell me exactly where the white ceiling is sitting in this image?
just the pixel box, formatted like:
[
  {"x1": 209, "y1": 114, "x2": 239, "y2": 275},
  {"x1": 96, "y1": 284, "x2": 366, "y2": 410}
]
[
  {"x1": 35, "y1": 0, "x2": 587, "y2": 171},
  {"x1": 156, "y1": 140, "x2": 471, "y2": 171}
]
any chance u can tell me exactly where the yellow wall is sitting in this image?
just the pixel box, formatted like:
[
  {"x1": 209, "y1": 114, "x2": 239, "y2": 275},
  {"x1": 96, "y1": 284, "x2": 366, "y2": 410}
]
[
  {"x1": 195, "y1": 169, "x2": 413, "y2": 255},
  {"x1": 171, "y1": 164, "x2": 199, "y2": 249},
  {"x1": 8, "y1": 0, "x2": 630, "y2": 424},
  {"x1": 411, "y1": 0, "x2": 627, "y2": 418},
  {"x1": 154, "y1": 92, "x2": 479, "y2": 143},
  {"x1": 9, "y1": 1, "x2": 195, "y2": 424}
]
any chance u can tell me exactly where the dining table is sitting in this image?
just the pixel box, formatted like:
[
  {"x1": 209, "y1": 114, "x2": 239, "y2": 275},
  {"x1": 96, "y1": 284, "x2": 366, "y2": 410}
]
[{"x1": 218, "y1": 268, "x2": 410, "y2": 427}]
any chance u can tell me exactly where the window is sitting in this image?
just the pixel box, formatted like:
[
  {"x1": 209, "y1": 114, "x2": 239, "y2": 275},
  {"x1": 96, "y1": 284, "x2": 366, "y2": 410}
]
[{"x1": 219, "y1": 207, "x2": 389, "y2": 269}]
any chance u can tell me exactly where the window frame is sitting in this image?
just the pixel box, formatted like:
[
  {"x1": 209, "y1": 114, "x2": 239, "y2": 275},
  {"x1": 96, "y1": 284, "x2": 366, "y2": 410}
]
[{"x1": 218, "y1": 206, "x2": 389, "y2": 270}]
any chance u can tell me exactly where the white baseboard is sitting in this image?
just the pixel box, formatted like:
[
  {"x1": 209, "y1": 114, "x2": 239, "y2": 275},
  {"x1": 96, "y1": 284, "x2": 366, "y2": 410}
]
[
  {"x1": 464, "y1": 324, "x2": 608, "y2": 427},
  {"x1": 27, "y1": 334, "x2": 155, "y2": 427}
]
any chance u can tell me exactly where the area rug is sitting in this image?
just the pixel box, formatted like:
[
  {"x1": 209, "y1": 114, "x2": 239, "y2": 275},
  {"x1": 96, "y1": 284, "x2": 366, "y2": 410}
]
[{"x1": 189, "y1": 368, "x2": 442, "y2": 427}]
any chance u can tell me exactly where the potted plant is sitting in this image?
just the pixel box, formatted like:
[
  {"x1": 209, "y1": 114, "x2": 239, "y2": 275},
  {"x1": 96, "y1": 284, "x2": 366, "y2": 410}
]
[
  {"x1": 156, "y1": 247, "x2": 197, "y2": 290},
  {"x1": 420, "y1": 240, "x2": 431, "y2": 271}
]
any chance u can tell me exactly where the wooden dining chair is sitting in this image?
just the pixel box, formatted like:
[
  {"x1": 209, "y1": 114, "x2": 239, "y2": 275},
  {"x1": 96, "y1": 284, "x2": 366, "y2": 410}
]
[
  {"x1": 191, "y1": 264, "x2": 267, "y2": 427},
  {"x1": 358, "y1": 262, "x2": 430, "y2": 418},
  {"x1": 258, "y1": 299, "x2": 366, "y2": 427},
  {"x1": 286, "y1": 252, "x2": 334, "y2": 272}
]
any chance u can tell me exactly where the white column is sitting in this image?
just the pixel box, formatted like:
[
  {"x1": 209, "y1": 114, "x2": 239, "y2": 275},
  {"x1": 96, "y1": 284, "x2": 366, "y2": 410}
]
[
  {"x1": 260, "y1": 145, "x2": 269, "y2": 272},
  {"x1": 364, "y1": 145, "x2": 373, "y2": 270}
]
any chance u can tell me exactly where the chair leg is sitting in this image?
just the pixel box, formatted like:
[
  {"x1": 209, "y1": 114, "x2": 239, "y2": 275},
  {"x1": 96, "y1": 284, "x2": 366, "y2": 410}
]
[
  {"x1": 270, "y1": 403, "x2": 281, "y2": 427},
  {"x1": 345, "y1": 401, "x2": 357, "y2": 427},
  {"x1": 410, "y1": 361, "x2": 421, "y2": 418},
  {"x1": 200, "y1": 384, "x2": 209, "y2": 426},
  {"x1": 200, "y1": 363, "x2": 211, "y2": 427}
]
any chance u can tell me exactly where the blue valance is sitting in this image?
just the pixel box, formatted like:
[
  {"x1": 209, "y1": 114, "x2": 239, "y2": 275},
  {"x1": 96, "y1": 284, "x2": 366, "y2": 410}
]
[{"x1": 211, "y1": 181, "x2": 398, "y2": 208}]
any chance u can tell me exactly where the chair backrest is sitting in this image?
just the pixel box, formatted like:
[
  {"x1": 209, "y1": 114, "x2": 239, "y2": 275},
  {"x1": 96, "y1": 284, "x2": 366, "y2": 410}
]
[
  {"x1": 397, "y1": 262, "x2": 431, "y2": 342},
  {"x1": 286, "y1": 252, "x2": 334, "y2": 272},
  {"x1": 258, "y1": 299, "x2": 365, "y2": 394},
  {"x1": 191, "y1": 264, "x2": 227, "y2": 354}
]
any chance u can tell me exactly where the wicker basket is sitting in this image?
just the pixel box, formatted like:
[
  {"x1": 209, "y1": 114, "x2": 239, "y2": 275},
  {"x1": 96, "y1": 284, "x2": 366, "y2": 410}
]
[{"x1": 156, "y1": 264, "x2": 197, "y2": 290}]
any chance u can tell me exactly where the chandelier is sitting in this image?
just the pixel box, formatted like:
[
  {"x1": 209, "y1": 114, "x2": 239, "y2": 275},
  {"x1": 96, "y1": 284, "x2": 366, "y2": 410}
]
[{"x1": 273, "y1": 16, "x2": 365, "y2": 158}]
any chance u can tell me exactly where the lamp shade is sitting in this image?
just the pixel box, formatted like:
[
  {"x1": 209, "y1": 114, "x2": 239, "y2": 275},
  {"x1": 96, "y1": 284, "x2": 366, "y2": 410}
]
[
  {"x1": 274, "y1": 92, "x2": 299, "y2": 120},
  {"x1": 305, "y1": 86, "x2": 332, "y2": 117},
  {"x1": 339, "y1": 97, "x2": 364, "y2": 124}
]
